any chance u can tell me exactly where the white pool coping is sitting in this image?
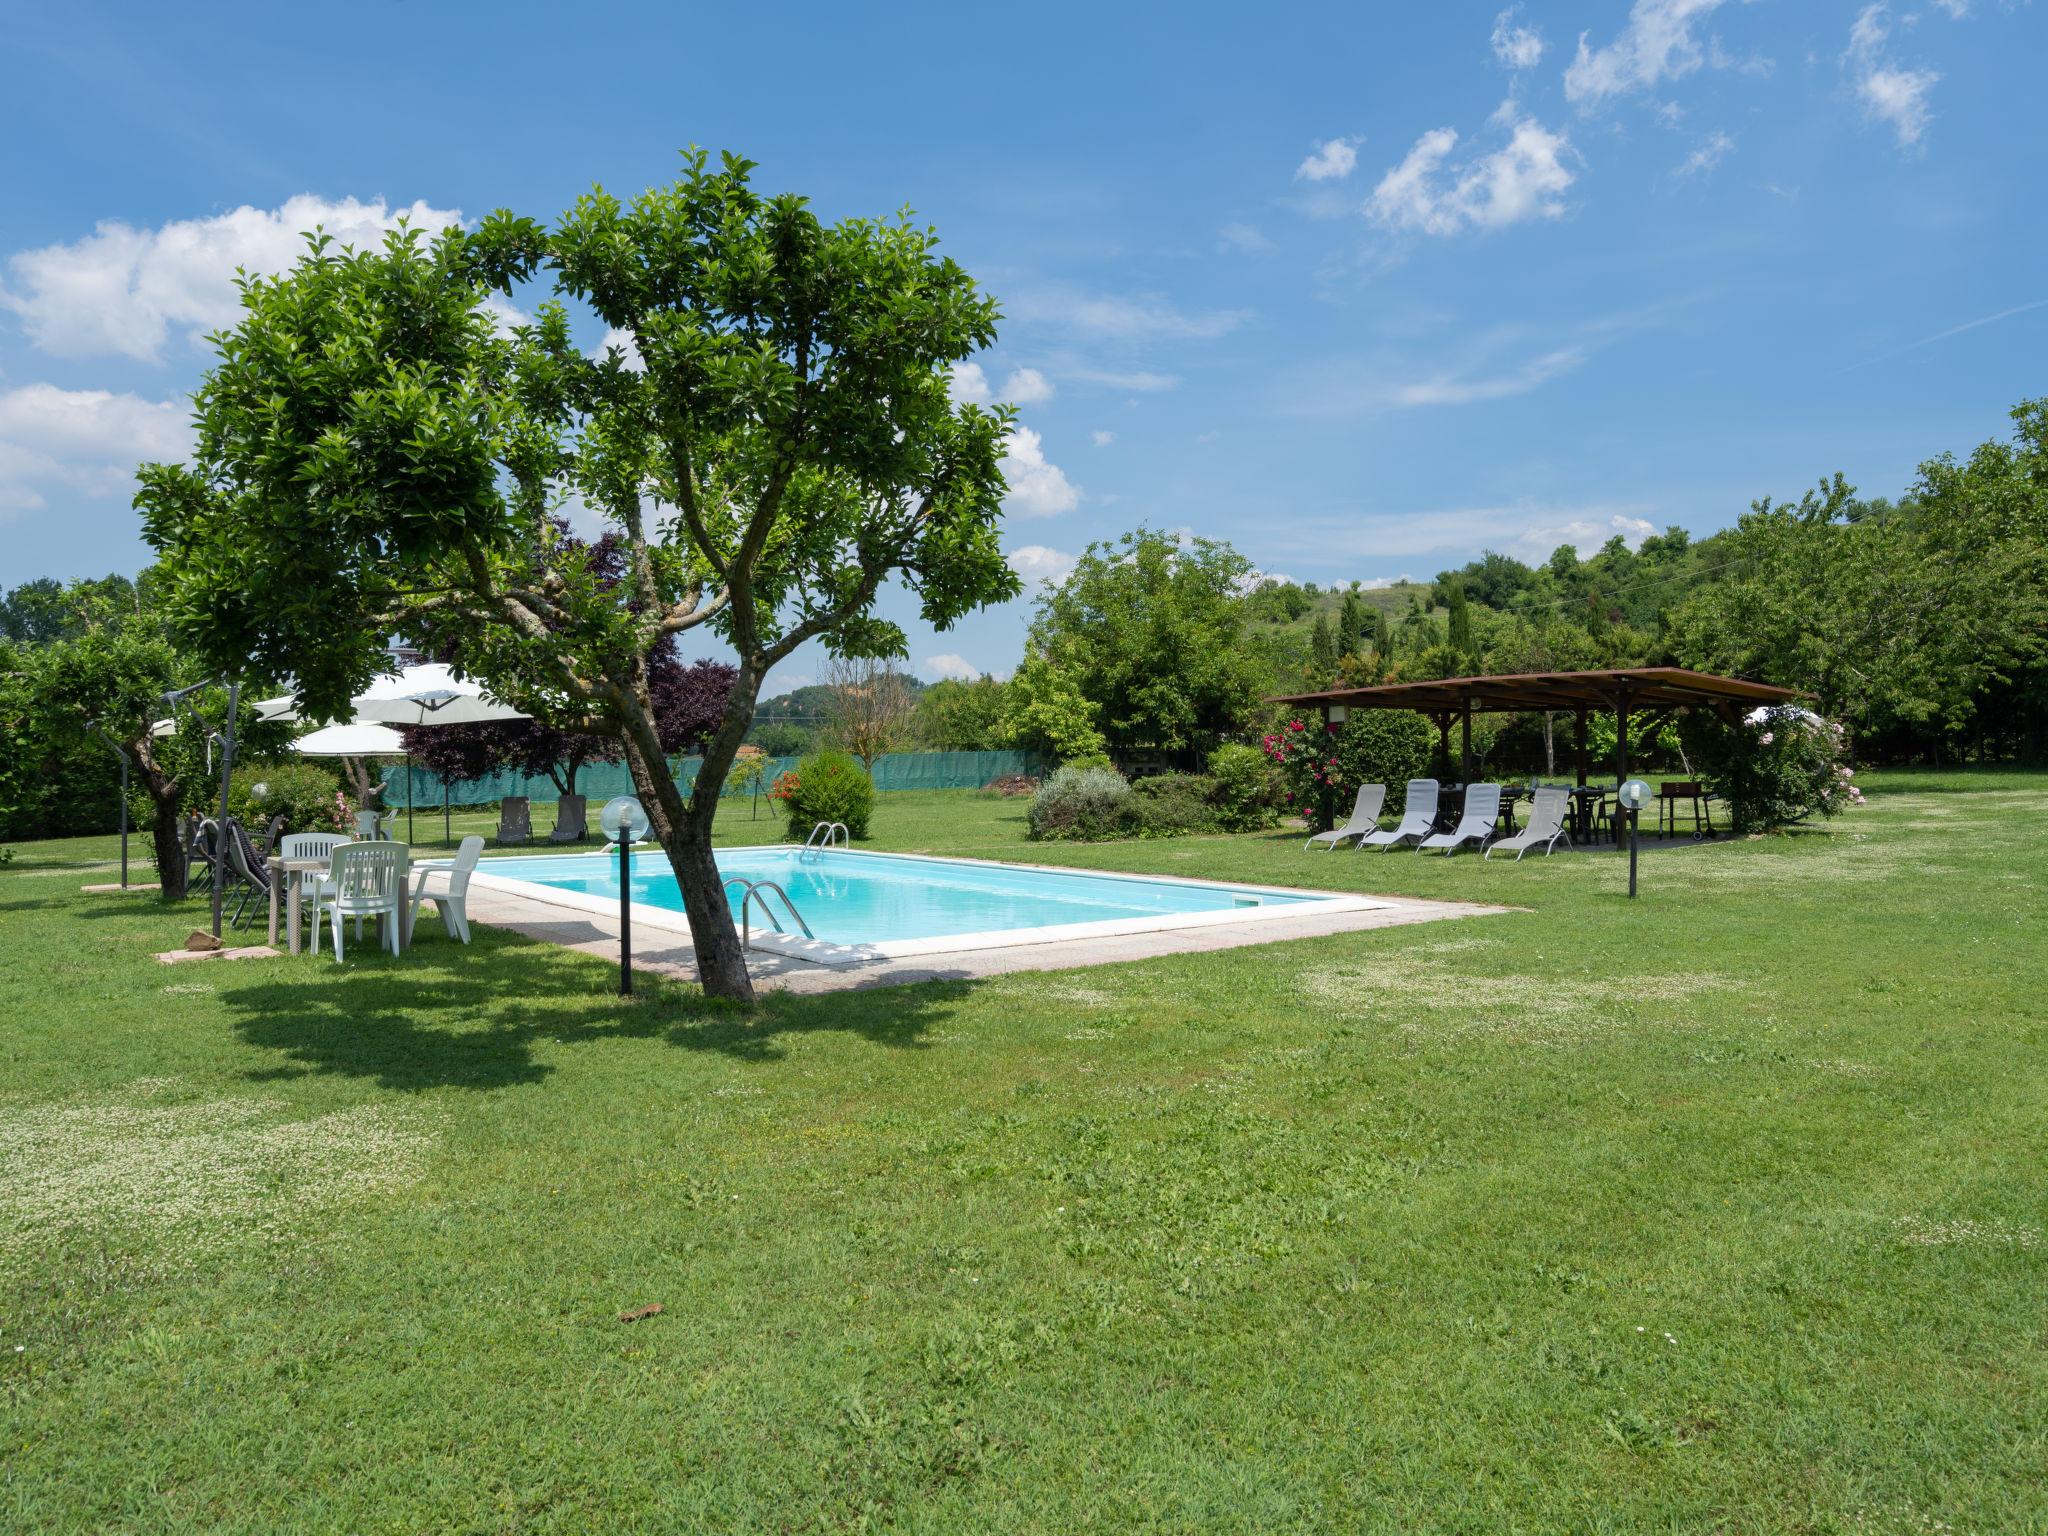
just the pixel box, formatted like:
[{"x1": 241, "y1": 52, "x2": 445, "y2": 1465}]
[{"x1": 466, "y1": 845, "x2": 1397, "y2": 969}]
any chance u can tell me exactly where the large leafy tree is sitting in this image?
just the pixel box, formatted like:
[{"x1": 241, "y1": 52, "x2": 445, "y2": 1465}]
[
  {"x1": 138, "y1": 151, "x2": 1017, "y2": 1001},
  {"x1": 2, "y1": 600, "x2": 286, "y2": 894},
  {"x1": 1024, "y1": 528, "x2": 1269, "y2": 753}
]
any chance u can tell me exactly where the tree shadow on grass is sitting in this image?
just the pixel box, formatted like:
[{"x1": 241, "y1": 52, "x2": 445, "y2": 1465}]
[{"x1": 208, "y1": 928, "x2": 979, "y2": 1092}]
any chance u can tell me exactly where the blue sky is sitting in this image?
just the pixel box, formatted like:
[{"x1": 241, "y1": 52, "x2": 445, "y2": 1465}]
[{"x1": 2, "y1": 0, "x2": 2042, "y2": 689}]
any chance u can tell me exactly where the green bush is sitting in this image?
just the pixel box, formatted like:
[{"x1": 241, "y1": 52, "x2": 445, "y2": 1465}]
[
  {"x1": 1206, "y1": 743, "x2": 1278, "y2": 831},
  {"x1": 775, "y1": 750, "x2": 874, "y2": 840},
  {"x1": 232, "y1": 762, "x2": 352, "y2": 834},
  {"x1": 1131, "y1": 772, "x2": 1220, "y2": 837},
  {"x1": 1027, "y1": 765, "x2": 1135, "y2": 841}
]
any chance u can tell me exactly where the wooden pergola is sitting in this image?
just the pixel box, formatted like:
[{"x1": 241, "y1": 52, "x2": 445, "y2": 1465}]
[{"x1": 1269, "y1": 667, "x2": 1802, "y2": 787}]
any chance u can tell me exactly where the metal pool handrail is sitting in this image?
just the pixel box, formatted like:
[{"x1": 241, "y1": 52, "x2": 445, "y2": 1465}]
[
  {"x1": 802, "y1": 821, "x2": 850, "y2": 854},
  {"x1": 721, "y1": 875, "x2": 815, "y2": 950}
]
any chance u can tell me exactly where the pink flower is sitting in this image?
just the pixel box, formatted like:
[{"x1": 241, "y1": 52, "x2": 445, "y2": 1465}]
[
  {"x1": 1288, "y1": 720, "x2": 1304, "y2": 733},
  {"x1": 1842, "y1": 768, "x2": 1854, "y2": 778},
  {"x1": 1758, "y1": 732, "x2": 1774, "y2": 745}
]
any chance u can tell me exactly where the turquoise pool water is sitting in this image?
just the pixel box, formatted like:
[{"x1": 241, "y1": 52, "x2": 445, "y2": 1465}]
[{"x1": 478, "y1": 847, "x2": 1324, "y2": 947}]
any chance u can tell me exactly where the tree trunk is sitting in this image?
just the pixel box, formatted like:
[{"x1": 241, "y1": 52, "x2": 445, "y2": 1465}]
[
  {"x1": 617, "y1": 662, "x2": 760, "y2": 1004},
  {"x1": 133, "y1": 739, "x2": 187, "y2": 900},
  {"x1": 148, "y1": 797, "x2": 188, "y2": 900}
]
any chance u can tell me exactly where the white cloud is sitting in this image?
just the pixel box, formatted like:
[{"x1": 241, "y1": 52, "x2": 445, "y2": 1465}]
[
  {"x1": 1007, "y1": 544, "x2": 1079, "y2": 587},
  {"x1": 1491, "y1": 7, "x2": 1547, "y2": 69},
  {"x1": 1091, "y1": 430, "x2": 1115, "y2": 447},
  {"x1": 1367, "y1": 116, "x2": 1576, "y2": 237},
  {"x1": 1929, "y1": 0, "x2": 1968, "y2": 16},
  {"x1": 1218, "y1": 222, "x2": 1274, "y2": 254},
  {"x1": 1005, "y1": 285, "x2": 1248, "y2": 341},
  {"x1": 1392, "y1": 347, "x2": 1586, "y2": 408},
  {"x1": 1003, "y1": 367, "x2": 1054, "y2": 404},
  {"x1": 921, "y1": 653, "x2": 979, "y2": 682},
  {"x1": 949, "y1": 361, "x2": 993, "y2": 406},
  {"x1": 591, "y1": 325, "x2": 644, "y2": 370},
  {"x1": 1845, "y1": 4, "x2": 1939, "y2": 150},
  {"x1": 1061, "y1": 364, "x2": 1179, "y2": 392},
  {"x1": 1000, "y1": 426, "x2": 1080, "y2": 517},
  {"x1": 1, "y1": 195, "x2": 466, "y2": 362},
  {"x1": 1513, "y1": 513, "x2": 1658, "y2": 559},
  {"x1": 950, "y1": 361, "x2": 1055, "y2": 406},
  {"x1": 1259, "y1": 503, "x2": 1660, "y2": 565},
  {"x1": 1672, "y1": 130, "x2": 1735, "y2": 179},
  {"x1": 1295, "y1": 138, "x2": 1359, "y2": 183},
  {"x1": 1564, "y1": 0, "x2": 1728, "y2": 106},
  {"x1": 0, "y1": 383, "x2": 191, "y2": 517}
]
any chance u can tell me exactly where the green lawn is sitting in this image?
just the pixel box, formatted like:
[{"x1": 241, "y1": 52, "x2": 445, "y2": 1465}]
[{"x1": 3, "y1": 773, "x2": 2044, "y2": 1532}]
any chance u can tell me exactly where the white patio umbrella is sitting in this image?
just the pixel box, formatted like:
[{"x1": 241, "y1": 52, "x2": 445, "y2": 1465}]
[
  {"x1": 289, "y1": 721, "x2": 407, "y2": 756},
  {"x1": 346, "y1": 663, "x2": 527, "y2": 841}
]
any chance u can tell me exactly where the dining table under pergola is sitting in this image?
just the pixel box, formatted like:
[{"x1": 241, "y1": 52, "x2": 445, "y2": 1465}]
[{"x1": 1267, "y1": 666, "x2": 1803, "y2": 831}]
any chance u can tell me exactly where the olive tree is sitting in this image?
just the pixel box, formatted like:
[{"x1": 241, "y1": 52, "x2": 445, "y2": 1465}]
[{"x1": 139, "y1": 151, "x2": 1017, "y2": 1001}]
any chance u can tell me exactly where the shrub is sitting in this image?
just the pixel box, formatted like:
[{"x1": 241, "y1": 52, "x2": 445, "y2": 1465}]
[
  {"x1": 774, "y1": 750, "x2": 874, "y2": 839},
  {"x1": 1262, "y1": 710, "x2": 1434, "y2": 829},
  {"x1": 1680, "y1": 706, "x2": 1860, "y2": 832},
  {"x1": 1027, "y1": 765, "x2": 1135, "y2": 841},
  {"x1": 1206, "y1": 743, "x2": 1278, "y2": 831},
  {"x1": 1131, "y1": 772, "x2": 1220, "y2": 837},
  {"x1": 225, "y1": 762, "x2": 351, "y2": 833}
]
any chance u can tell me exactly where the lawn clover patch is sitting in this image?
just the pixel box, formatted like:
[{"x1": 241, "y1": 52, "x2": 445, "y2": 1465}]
[{"x1": 0, "y1": 1076, "x2": 437, "y2": 1266}]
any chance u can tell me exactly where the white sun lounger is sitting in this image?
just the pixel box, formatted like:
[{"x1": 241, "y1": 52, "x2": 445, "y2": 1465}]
[
  {"x1": 1360, "y1": 780, "x2": 1440, "y2": 851},
  {"x1": 1486, "y1": 786, "x2": 1572, "y2": 860},
  {"x1": 1306, "y1": 783, "x2": 1387, "y2": 851},
  {"x1": 1420, "y1": 783, "x2": 1503, "y2": 855}
]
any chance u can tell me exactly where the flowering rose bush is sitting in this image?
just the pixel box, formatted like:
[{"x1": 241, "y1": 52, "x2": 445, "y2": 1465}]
[
  {"x1": 1681, "y1": 704, "x2": 1860, "y2": 832},
  {"x1": 1261, "y1": 711, "x2": 1433, "y2": 829}
]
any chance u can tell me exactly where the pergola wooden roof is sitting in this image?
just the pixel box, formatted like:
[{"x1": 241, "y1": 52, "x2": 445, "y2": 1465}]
[
  {"x1": 1270, "y1": 667, "x2": 1799, "y2": 717},
  {"x1": 1268, "y1": 667, "x2": 1801, "y2": 787}
]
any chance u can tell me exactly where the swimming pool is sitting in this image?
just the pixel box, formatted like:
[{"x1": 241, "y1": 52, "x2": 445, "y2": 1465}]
[{"x1": 467, "y1": 846, "x2": 1385, "y2": 961}]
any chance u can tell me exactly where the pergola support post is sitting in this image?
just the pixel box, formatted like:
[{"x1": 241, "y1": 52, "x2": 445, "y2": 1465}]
[
  {"x1": 1574, "y1": 707, "x2": 1589, "y2": 787},
  {"x1": 1460, "y1": 695, "x2": 1473, "y2": 784}
]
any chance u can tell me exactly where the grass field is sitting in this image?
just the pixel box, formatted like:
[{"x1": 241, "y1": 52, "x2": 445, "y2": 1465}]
[{"x1": 3, "y1": 772, "x2": 2045, "y2": 1532}]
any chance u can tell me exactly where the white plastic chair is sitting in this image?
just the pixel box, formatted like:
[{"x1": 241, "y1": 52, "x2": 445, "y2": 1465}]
[
  {"x1": 1306, "y1": 783, "x2": 1387, "y2": 851},
  {"x1": 1360, "y1": 780, "x2": 1440, "y2": 851},
  {"x1": 279, "y1": 831, "x2": 347, "y2": 929},
  {"x1": 1486, "y1": 787, "x2": 1573, "y2": 860},
  {"x1": 407, "y1": 835, "x2": 483, "y2": 945},
  {"x1": 1420, "y1": 783, "x2": 1503, "y2": 855},
  {"x1": 315, "y1": 842, "x2": 409, "y2": 961}
]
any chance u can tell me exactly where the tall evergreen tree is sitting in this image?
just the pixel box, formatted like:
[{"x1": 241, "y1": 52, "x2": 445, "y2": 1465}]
[
  {"x1": 1338, "y1": 590, "x2": 1366, "y2": 657},
  {"x1": 1309, "y1": 613, "x2": 1337, "y2": 680}
]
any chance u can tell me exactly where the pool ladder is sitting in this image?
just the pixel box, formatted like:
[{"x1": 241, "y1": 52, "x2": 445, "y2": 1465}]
[
  {"x1": 801, "y1": 821, "x2": 849, "y2": 858},
  {"x1": 721, "y1": 875, "x2": 814, "y2": 951}
]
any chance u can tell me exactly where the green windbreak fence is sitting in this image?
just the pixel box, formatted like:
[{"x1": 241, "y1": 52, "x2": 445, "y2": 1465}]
[{"x1": 379, "y1": 749, "x2": 1051, "y2": 809}]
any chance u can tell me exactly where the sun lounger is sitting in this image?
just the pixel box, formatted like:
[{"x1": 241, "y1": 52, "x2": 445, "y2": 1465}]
[
  {"x1": 1360, "y1": 780, "x2": 1440, "y2": 851},
  {"x1": 1485, "y1": 786, "x2": 1572, "y2": 859},
  {"x1": 547, "y1": 795, "x2": 588, "y2": 844},
  {"x1": 1420, "y1": 782, "x2": 1502, "y2": 855},
  {"x1": 1306, "y1": 783, "x2": 1387, "y2": 851},
  {"x1": 495, "y1": 795, "x2": 531, "y2": 846}
]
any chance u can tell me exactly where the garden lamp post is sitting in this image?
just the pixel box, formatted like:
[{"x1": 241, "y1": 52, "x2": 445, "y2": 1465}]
[
  {"x1": 600, "y1": 796, "x2": 650, "y2": 996},
  {"x1": 1618, "y1": 777, "x2": 1651, "y2": 899}
]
